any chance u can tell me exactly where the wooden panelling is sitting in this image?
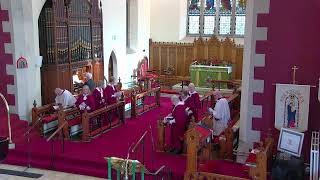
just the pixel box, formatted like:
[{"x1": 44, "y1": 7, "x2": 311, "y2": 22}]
[{"x1": 150, "y1": 36, "x2": 243, "y2": 80}]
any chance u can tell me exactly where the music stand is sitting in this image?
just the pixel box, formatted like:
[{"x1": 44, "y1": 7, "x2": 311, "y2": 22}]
[{"x1": 104, "y1": 157, "x2": 165, "y2": 180}]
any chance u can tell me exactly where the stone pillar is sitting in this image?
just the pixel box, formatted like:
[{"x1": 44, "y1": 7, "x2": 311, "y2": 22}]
[{"x1": 239, "y1": 0, "x2": 270, "y2": 146}]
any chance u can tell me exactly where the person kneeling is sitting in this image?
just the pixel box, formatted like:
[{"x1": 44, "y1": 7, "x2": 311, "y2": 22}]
[
  {"x1": 163, "y1": 95, "x2": 188, "y2": 154},
  {"x1": 208, "y1": 91, "x2": 230, "y2": 136}
]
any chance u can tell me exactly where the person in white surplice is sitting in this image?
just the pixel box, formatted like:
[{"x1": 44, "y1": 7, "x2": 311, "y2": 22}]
[
  {"x1": 208, "y1": 91, "x2": 231, "y2": 136},
  {"x1": 54, "y1": 88, "x2": 77, "y2": 109}
]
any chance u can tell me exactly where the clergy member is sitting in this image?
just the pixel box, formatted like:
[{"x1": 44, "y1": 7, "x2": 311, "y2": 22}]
[
  {"x1": 75, "y1": 85, "x2": 96, "y2": 113},
  {"x1": 163, "y1": 95, "x2": 188, "y2": 154},
  {"x1": 85, "y1": 72, "x2": 95, "y2": 92},
  {"x1": 92, "y1": 80, "x2": 105, "y2": 109},
  {"x1": 187, "y1": 83, "x2": 201, "y2": 122},
  {"x1": 54, "y1": 88, "x2": 77, "y2": 109},
  {"x1": 208, "y1": 91, "x2": 230, "y2": 136},
  {"x1": 104, "y1": 76, "x2": 121, "y2": 105}
]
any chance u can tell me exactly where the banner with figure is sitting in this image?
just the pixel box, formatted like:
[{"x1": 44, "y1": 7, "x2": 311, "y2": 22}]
[{"x1": 275, "y1": 84, "x2": 310, "y2": 132}]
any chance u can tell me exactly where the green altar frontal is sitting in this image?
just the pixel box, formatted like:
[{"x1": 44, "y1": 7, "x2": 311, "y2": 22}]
[{"x1": 189, "y1": 65, "x2": 232, "y2": 88}]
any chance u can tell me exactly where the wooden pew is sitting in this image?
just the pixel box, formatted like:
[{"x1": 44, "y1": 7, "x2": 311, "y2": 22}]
[
  {"x1": 184, "y1": 126, "x2": 273, "y2": 180},
  {"x1": 199, "y1": 90, "x2": 215, "y2": 110},
  {"x1": 31, "y1": 103, "x2": 56, "y2": 135},
  {"x1": 57, "y1": 106, "x2": 81, "y2": 139},
  {"x1": 131, "y1": 87, "x2": 161, "y2": 118},
  {"x1": 82, "y1": 101, "x2": 125, "y2": 141}
]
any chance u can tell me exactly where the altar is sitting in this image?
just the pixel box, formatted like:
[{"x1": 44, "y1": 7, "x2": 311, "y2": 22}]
[{"x1": 189, "y1": 65, "x2": 232, "y2": 88}]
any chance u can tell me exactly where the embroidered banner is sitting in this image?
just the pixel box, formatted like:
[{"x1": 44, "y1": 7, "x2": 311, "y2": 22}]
[{"x1": 275, "y1": 84, "x2": 310, "y2": 132}]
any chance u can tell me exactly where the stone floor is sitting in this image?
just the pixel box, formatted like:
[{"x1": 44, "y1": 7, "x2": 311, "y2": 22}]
[{"x1": 0, "y1": 164, "x2": 104, "y2": 180}]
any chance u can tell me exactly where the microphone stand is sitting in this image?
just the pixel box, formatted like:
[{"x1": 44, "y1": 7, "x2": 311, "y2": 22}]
[
  {"x1": 149, "y1": 124, "x2": 155, "y2": 170},
  {"x1": 123, "y1": 142, "x2": 134, "y2": 180},
  {"x1": 132, "y1": 131, "x2": 148, "y2": 165},
  {"x1": 23, "y1": 117, "x2": 42, "y2": 172}
]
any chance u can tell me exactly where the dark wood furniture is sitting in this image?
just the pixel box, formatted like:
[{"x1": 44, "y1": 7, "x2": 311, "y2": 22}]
[
  {"x1": 38, "y1": 0, "x2": 104, "y2": 104},
  {"x1": 131, "y1": 87, "x2": 161, "y2": 118}
]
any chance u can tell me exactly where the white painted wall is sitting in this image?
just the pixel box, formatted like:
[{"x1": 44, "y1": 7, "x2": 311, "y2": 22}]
[
  {"x1": 150, "y1": 0, "x2": 187, "y2": 42},
  {"x1": 103, "y1": 0, "x2": 150, "y2": 84}
]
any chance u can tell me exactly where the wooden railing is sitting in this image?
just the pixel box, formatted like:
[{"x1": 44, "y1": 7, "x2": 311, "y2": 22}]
[
  {"x1": 131, "y1": 87, "x2": 161, "y2": 118},
  {"x1": 31, "y1": 103, "x2": 55, "y2": 134},
  {"x1": 82, "y1": 101, "x2": 125, "y2": 141},
  {"x1": 57, "y1": 106, "x2": 80, "y2": 139},
  {"x1": 199, "y1": 90, "x2": 215, "y2": 111},
  {"x1": 184, "y1": 127, "x2": 273, "y2": 180},
  {"x1": 156, "y1": 92, "x2": 240, "y2": 159}
]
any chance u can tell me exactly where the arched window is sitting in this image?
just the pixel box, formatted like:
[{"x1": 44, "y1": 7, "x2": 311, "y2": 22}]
[{"x1": 187, "y1": 0, "x2": 246, "y2": 36}]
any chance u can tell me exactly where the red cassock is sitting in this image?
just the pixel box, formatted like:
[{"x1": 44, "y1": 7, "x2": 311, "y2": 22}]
[
  {"x1": 188, "y1": 92, "x2": 201, "y2": 122},
  {"x1": 170, "y1": 103, "x2": 188, "y2": 150},
  {"x1": 92, "y1": 88, "x2": 104, "y2": 109},
  {"x1": 75, "y1": 94, "x2": 96, "y2": 113},
  {"x1": 103, "y1": 85, "x2": 118, "y2": 105}
]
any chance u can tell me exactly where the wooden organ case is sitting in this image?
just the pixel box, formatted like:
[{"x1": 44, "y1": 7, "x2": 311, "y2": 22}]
[{"x1": 39, "y1": 0, "x2": 104, "y2": 104}]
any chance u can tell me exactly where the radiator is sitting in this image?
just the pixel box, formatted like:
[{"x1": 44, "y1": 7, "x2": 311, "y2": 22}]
[{"x1": 310, "y1": 131, "x2": 319, "y2": 180}]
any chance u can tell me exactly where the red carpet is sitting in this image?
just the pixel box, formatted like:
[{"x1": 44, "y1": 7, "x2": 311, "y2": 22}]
[{"x1": 1, "y1": 97, "x2": 188, "y2": 179}]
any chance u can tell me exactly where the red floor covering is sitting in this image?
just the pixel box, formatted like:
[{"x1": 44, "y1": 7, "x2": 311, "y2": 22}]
[{"x1": 1, "y1": 97, "x2": 192, "y2": 179}]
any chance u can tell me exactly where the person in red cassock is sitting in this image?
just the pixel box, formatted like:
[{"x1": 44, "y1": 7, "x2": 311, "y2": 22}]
[
  {"x1": 92, "y1": 80, "x2": 105, "y2": 109},
  {"x1": 104, "y1": 77, "x2": 122, "y2": 105},
  {"x1": 103, "y1": 77, "x2": 122, "y2": 125},
  {"x1": 163, "y1": 95, "x2": 188, "y2": 154},
  {"x1": 179, "y1": 89, "x2": 193, "y2": 124},
  {"x1": 75, "y1": 85, "x2": 96, "y2": 113},
  {"x1": 187, "y1": 83, "x2": 200, "y2": 122}
]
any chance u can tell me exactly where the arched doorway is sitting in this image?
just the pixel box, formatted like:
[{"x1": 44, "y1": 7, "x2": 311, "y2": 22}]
[
  {"x1": 38, "y1": 0, "x2": 104, "y2": 104},
  {"x1": 108, "y1": 51, "x2": 117, "y2": 80}
]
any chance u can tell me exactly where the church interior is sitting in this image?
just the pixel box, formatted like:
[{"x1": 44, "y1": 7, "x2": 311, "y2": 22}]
[{"x1": 0, "y1": 0, "x2": 319, "y2": 179}]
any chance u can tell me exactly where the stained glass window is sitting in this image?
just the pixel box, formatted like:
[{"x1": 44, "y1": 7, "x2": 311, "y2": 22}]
[
  {"x1": 188, "y1": 0, "x2": 201, "y2": 34},
  {"x1": 187, "y1": 0, "x2": 246, "y2": 37},
  {"x1": 203, "y1": 0, "x2": 216, "y2": 35},
  {"x1": 235, "y1": 0, "x2": 246, "y2": 35},
  {"x1": 219, "y1": 0, "x2": 232, "y2": 35}
]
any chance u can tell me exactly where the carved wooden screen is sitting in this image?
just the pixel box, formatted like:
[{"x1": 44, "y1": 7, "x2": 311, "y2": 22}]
[
  {"x1": 149, "y1": 36, "x2": 243, "y2": 79},
  {"x1": 39, "y1": 0, "x2": 103, "y2": 104}
]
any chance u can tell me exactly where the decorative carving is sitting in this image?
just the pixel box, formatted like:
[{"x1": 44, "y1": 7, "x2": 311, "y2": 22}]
[{"x1": 150, "y1": 36, "x2": 243, "y2": 80}]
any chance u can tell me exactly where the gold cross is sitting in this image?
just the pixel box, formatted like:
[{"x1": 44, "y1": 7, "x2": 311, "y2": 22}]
[{"x1": 292, "y1": 65, "x2": 298, "y2": 84}]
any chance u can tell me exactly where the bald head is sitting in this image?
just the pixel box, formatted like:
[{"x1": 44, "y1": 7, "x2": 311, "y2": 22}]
[
  {"x1": 54, "y1": 88, "x2": 63, "y2": 96},
  {"x1": 214, "y1": 90, "x2": 223, "y2": 100},
  {"x1": 171, "y1": 95, "x2": 180, "y2": 106}
]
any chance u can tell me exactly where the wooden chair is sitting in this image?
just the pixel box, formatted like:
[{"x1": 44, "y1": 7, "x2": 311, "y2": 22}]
[{"x1": 184, "y1": 126, "x2": 273, "y2": 180}]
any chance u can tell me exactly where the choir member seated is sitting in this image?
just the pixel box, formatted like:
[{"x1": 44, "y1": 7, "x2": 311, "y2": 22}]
[
  {"x1": 92, "y1": 80, "x2": 105, "y2": 109},
  {"x1": 104, "y1": 76, "x2": 122, "y2": 105},
  {"x1": 187, "y1": 83, "x2": 201, "y2": 123},
  {"x1": 84, "y1": 72, "x2": 95, "y2": 92},
  {"x1": 208, "y1": 90, "x2": 230, "y2": 136},
  {"x1": 162, "y1": 95, "x2": 188, "y2": 154}
]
